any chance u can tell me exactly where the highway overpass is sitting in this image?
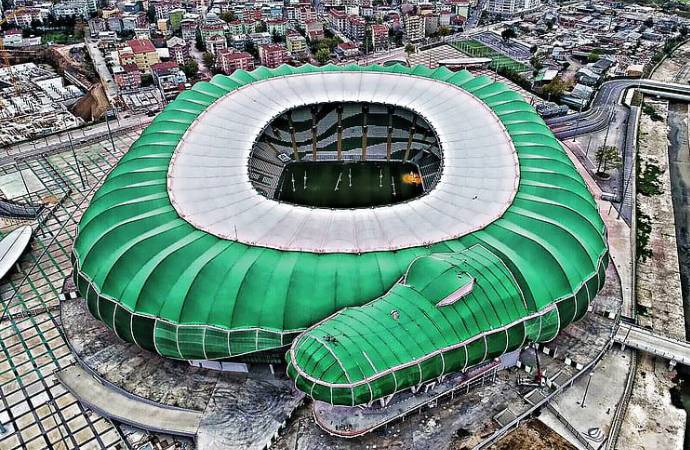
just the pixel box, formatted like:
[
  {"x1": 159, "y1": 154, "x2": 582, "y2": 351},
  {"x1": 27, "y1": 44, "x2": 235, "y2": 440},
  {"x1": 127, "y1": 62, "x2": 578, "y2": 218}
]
[{"x1": 615, "y1": 322, "x2": 690, "y2": 367}]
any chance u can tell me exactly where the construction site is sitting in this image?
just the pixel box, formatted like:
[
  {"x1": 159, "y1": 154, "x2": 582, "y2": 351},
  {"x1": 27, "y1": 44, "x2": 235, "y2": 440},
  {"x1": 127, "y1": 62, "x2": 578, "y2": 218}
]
[{"x1": 0, "y1": 63, "x2": 84, "y2": 146}]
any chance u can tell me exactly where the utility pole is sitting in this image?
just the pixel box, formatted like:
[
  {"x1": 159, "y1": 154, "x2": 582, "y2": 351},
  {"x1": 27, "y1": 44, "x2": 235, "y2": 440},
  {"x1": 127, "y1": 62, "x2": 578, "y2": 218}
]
[
  {"x1": 67, "y1": 132, "x2": 86, "y2": 190},
  {"x1": 580, "y1": 371, "x2": 594, "y2": 408},
  {"x1": 104, "y1": 108, "x2": 116, "y2": 155},
  {"x1": 572, "y1": 102, "x2": 584, "y2": 141}
]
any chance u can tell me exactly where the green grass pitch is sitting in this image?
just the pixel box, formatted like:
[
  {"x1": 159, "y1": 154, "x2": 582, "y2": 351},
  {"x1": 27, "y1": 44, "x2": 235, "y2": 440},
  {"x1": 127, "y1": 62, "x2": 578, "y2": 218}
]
[{"x1": 275, "y1": 161, "x2": 425, "y2": 208}]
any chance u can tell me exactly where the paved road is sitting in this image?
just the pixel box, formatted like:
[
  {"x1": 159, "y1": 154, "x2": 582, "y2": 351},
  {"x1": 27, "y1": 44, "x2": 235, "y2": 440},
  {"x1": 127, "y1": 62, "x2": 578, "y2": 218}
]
[
  {"x1": 547, "y1": 79, "x2": 690, "y2": 139},
  {"x1": 615, "y1": 322, "x2": 690, "y2": 366}
]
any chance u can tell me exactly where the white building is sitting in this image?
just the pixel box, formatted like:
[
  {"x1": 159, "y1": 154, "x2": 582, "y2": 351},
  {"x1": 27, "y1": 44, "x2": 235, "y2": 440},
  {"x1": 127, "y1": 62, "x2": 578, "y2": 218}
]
[{"x1": 486, "y1": 0, "x2": 541, "y2": 17}]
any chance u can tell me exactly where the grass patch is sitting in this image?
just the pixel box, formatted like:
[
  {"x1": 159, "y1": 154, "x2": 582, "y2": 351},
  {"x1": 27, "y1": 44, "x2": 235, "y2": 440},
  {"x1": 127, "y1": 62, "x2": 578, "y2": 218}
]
[
  {"x1": 43, "y1": 32, "x2": 81, "y2": 44},
  {"x1": 642, "y1": 102, "x2": 664, "y2": 121},
  {"x1": 638, "y1": 160, "x2": 664, "y2": 196},
  {"x1": 452, "y1": 40, "x2": 528, "y2": 73},
  {"x1": 637, "y1": 207, "x2": 653, "y2": 262}
]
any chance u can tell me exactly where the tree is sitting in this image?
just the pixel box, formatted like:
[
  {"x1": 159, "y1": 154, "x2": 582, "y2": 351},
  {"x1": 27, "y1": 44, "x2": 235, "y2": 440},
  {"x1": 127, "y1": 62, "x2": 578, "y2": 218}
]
[
  {"x1": 195, "y1": 29, "x2": 205, "y2": 51},
  {"x1": 530, "y1": 54, "x2": 544, "y2": 72},
  {"x1": 315, "y1": 48, "x2": 330, "y2": 65},
  {"x1": 644, "y1": 17, "x2": 654, "y2": 28},
  {"x1": 404, "y1": 43, "x2": 415, "y2": 56},
  {"x1": 501, "y1": 28, "x2": 516, "y2": 42},
  {"x1": 437, "y1": 26, "x2": 450, "y2": 37},
  {"x1": 595, "y1": 145, "x2": 622, "y2": 176},
  {"x1": 587, "y1": 50, "x2": 601, "y2": 63},
  {"x1": 203, "y1": 51, "x2": 215, "y2": 68},
  {"x1": 542, "y1": 76, "x2": 569, "y2": 99},
  {"x1": 219, "y1": 12, "x2": 236, "y2": 23},
  {"x1": 141, "y1": 74, "x2": 153, "y2": 87},
  {"x1": 147, "y1": 4, "x2": 156, "y2": 23},
  {"x1": 181, "y1": 60, "x2": 199, "y2": 79}
]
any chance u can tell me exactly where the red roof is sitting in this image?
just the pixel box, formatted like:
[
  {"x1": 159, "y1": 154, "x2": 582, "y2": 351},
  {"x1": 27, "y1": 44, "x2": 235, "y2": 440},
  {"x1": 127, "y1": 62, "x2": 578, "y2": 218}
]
[
  {"x1": 122, "y1": 64, "x2": 141, "y2": 73},
  {"x1": 338, "y1": 42, "x2": 357, "y2": 50},
  {"x1": 219, "y1": 50, "x2": 253, "y2": 61},
  {"x1": 128, "y1": 38, "x2": 156, "y2": 54},
  {"x1": 151, "y1": 61, "x2": 179, "y2": 74}
]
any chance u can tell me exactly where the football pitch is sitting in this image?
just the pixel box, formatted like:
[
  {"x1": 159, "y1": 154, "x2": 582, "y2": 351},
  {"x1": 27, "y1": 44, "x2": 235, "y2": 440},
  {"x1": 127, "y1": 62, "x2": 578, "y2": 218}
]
[{"x1": 275, "y1": 161, "x2": 425, "y2": 208}]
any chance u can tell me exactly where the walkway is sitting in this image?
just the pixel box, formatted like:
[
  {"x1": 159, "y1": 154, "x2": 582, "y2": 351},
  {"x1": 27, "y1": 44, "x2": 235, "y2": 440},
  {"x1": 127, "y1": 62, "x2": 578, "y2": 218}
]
[
  {"x1": 56, "y1": 365, "x2": 203, "y2": 437},
  {"x1": 615, "y1": 322, "x2": 690, "y2": 366},
  {"x1": 562, "y1": 141, "x2": 633, "y2": 316}
]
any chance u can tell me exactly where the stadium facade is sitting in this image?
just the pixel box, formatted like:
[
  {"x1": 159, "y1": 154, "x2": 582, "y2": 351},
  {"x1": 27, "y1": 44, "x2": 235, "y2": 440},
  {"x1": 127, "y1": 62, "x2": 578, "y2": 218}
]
[{"x1": 73, "y1": 64, "x2": 608, "y2": 406}]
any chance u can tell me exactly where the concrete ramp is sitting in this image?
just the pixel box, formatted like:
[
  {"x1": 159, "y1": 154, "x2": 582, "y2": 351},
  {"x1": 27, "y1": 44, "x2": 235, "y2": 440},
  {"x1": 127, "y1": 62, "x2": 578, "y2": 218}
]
[{"x1": 56, "y1": 365, "x2": 202, "y2": 437}]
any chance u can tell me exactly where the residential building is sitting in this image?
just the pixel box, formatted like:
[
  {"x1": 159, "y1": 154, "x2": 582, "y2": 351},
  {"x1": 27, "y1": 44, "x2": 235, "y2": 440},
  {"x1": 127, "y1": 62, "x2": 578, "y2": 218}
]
[
  {"x1": 167, "y1": 36, "x2": 189, "y2": 65},
  {"x1": 8, "y1": 8, "x2": 43, "y2": 28},
  {"x1": 200, "y1": 12, "x2": 227, "y2": 45},
  {"x1": 347, "y1": 15, "x2": 366, "y2": 41},
  {"x1": 217, "y1": 49, "x2": 255, "y2": 74},
  {"x1": 249, "y1": 32, "x2": 272, "y2": 46},
  {"x1": 403, "y1": 14, "x2": 424, "y2": 41},
  {"x1": 258, "y1": 43, "x2": 289, "y2": 68},
  {"x1": 127, "y1": 38, "x2": 161, "y2": 71},
  {"x1": 329, "y1": 9, "x2": 347, "y2": 32},
  {"x1": 113, "y1": 64, "x2": 142, "y2": 90},
  {"x1": 151, "y1": 61, "x2": 187, "y2": 99},
  {"x1": 206, "y1": 34, "x2": 228, "y2": 56},
  {"x1": 266, "y1": 19, "x2": 287, "y2": 36},
  {"x1": 286, "y1": 31, "x2": 307, "y2": 57},
  {"x1": 169, "y1": 9, "x2": 185, "y2": 32},
  {"x1": 305, "y1": 20, "x2": 324, "y2": 41},
  {"x1": 370, "y1": 23, "x2": 389, "y2": 52},
  {"x1": 486, "y1": 0, "x2": 541, "y2": 17},
  {"x1": 181, "y1": 17, "x2": 199, "y2": 44},
  {"x1": 335, "y1": 41, "x2": 359, "y2": 59}
]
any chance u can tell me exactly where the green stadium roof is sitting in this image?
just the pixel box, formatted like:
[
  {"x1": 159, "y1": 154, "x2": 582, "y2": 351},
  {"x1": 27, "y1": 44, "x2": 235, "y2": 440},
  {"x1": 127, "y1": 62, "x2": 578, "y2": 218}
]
[{"x1": 73, "y1": 64, "x2": 608, "y2": 406}]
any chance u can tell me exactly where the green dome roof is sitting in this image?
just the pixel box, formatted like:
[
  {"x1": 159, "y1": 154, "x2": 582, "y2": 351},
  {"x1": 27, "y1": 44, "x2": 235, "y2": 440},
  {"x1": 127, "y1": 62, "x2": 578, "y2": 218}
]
[{"x1": 73, "y1": 64, "x2": 608, "y2": 405}]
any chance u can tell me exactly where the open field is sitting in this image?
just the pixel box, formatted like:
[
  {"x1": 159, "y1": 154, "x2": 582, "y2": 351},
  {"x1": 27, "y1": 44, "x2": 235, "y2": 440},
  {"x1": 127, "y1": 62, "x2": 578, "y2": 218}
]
[{"x1": 452, "y1": 40, "x2": 529, "y2": 72}]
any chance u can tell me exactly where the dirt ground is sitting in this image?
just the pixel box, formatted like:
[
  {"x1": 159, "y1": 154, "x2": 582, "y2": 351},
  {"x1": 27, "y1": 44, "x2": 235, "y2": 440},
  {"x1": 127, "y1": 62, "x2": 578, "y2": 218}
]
[
  {"x1": 479, "y1": 420, "x2": 576, "y2": 450},
  {"x1": 652, "y1": 41, "x2": 690, "y2": 84}
]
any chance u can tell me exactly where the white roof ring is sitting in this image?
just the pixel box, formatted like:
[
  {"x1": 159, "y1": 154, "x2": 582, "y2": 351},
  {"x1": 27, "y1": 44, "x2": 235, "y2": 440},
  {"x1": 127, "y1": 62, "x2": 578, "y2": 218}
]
[{"x1": 168, "y1": 71, "x2": 520, "y2": 254}]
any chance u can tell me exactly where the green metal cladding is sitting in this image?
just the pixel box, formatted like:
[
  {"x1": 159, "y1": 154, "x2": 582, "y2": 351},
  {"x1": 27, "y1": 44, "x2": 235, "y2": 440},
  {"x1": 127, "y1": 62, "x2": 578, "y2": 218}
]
[{"x1": 72, "y1": 64, "x2": 608, "y2": 406}]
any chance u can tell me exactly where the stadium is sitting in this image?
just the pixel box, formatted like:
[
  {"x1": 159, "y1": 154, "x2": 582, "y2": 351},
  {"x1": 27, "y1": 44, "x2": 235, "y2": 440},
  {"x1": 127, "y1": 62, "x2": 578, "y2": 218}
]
[{"x1": 72, "y1": 64, "x2": 608, "y2": 408}]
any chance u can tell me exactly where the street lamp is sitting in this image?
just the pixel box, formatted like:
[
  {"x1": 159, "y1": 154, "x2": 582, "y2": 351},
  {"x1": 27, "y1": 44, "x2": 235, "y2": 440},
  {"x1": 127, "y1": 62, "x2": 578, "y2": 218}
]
[{"x1": 580, "y1": 371, "x2": 594, "y2": 408}]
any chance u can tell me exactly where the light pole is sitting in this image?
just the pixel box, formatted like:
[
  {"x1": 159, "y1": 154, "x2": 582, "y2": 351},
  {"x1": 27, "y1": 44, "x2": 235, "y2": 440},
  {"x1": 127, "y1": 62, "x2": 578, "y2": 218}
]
[
  {"x1": 67, "y1": 132, "x2": 86, "y2": 190},
  {"x1": 580, "y1": 371, "x2": 594, "y2": 408},
  {"x1": 572, "y1": 102, "x2": 584, "y2": 142}
]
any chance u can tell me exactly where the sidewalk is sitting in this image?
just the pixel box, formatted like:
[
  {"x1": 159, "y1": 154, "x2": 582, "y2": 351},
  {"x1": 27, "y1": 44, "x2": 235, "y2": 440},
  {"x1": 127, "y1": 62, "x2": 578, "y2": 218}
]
[{"x1": 562, "y1": 141, "x2": 633, "y2": 317}]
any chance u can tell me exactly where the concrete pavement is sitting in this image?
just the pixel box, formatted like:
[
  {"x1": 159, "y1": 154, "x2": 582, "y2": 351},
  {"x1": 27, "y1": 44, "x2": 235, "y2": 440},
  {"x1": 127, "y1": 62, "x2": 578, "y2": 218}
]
[
  {"x1": 56, "y1": 365, "x2": 203, "y2": 437},
  {"x1": 616, "y1": 322, "x2": 690, "y2": 366}
]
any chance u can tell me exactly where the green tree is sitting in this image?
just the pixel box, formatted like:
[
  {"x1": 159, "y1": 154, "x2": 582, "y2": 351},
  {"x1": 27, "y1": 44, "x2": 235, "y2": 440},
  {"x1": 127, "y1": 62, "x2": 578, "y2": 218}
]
[
  {"x1": 530, "y1": 54, "x2": 544, "y2": 72},
  {"x1": 147, "y1": 4, "x2": 156, "y2": 23},
  {"x1": 315, "y1": 48, "x2": 330, "y2": 65},
  {"x1": 181, "y1": 60, "x2": 199, "y2": 79},
  {"x1": 195, "y1": 29, "x2": 205, "y2": 51},
  {"x1": 404, "y1": 43, "x2": 415, "y2": 56},
  {"x1": 501, "y1": 28, "x2": 516, "y2": 42},
  {"x1": 542, "y1": 76, "x2": 569, "y2": 99},
  {"x1": 141, "y1": 74, "x2": 153, "y2": 87},
  {"x1": 587, "y1": 50, "x2": 601, "y2": 63},
  {"x1": 595, "y1": 145, "x2": 622, "y2": 176},
  {"x1": 219, "y1": 12, "x2": 236, "y2": 23},
  {"x1": 202, "y1": 51, "x2": 215, "y2": 68}
]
